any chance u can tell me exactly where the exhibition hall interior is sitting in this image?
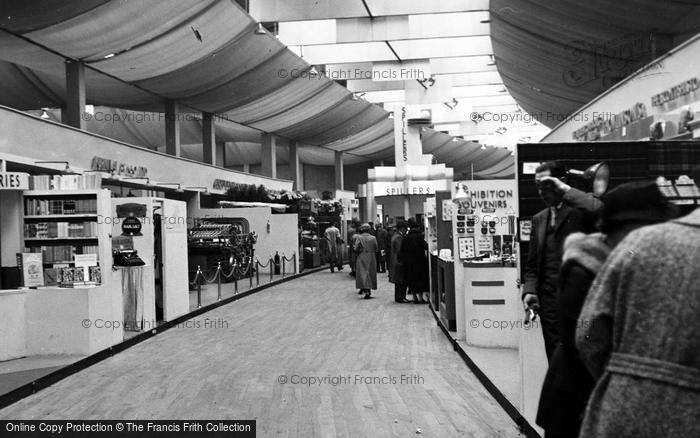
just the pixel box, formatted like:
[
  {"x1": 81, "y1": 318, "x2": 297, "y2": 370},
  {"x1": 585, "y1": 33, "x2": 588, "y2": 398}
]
[{"x1": 0, "y1": 1, "x2": 699, "y2": 437}]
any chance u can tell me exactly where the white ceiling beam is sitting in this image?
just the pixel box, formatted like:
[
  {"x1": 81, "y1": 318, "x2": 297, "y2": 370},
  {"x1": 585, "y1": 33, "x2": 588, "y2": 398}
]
[
  {"x1": 295, "y1": 36, "x2": 492, "y2": 64},
  {"x1": 277, "y1": 12, "x2": 489, "y2": 46},
  {"x1": 249, "y1": 0, "x2": 489, "y2": 22},
  {"x1": 323, "y1": 58, "x2": 497, "y2": 77}
]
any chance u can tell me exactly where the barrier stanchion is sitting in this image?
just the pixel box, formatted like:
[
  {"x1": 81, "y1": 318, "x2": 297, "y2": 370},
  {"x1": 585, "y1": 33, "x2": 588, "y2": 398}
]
[
  {"x1": 216, "y1": 262, "x2": 222, "y2": 301},
  {"x1": 249, "y1": 256, "x2": 254, "y2": 289},
  {"x1": 294, "y1": 252, "x2": 297, "y2": 274},
  {"x1": 255, "y1": 258, "x2": 260, "y2": 286},
  {"x1": 282, "y1": 253, "x2": 286, "y2": 278},
  {"x1": 269, "y1": 257, "x2": 273, "y2": 282},
  {"x1": 196, "y1": 265, "x2": 203, "y2": 308},
  {"x1": 233, "y1": 261, "x2": 238, "y2": 294}
]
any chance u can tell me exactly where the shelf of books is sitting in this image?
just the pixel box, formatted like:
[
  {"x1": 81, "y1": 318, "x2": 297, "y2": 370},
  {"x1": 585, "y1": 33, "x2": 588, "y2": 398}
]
[{"x1": 21, "y1": 177, "x2": 112, "y2": 289}]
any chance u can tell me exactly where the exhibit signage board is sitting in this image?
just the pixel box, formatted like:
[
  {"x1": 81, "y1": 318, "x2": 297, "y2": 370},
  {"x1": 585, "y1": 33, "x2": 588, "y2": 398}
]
[{"x1": 0, "y1": 172, "x2": 29, "y2": 190}]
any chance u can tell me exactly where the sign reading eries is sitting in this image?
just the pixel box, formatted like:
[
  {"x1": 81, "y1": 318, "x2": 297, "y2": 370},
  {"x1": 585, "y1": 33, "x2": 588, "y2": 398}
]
[{"x1": 0, "y1": 172, "x2": 29, "y2": 190}]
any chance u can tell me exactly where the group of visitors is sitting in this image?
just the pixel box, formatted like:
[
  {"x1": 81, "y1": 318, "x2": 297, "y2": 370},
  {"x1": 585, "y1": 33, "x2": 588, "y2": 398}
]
[
  {"x1": 525, "y1": 161, "x2": 699, "y2": 438},
  {"x1": 334, "y1": 219, "x2": 429, "y2": 301}
]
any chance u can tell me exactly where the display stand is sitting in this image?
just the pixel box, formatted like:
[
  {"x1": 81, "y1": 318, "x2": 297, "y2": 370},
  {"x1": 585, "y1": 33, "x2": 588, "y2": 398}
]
[{"x1": 20, "y1": 188, "x2": 122, "y2": 355}]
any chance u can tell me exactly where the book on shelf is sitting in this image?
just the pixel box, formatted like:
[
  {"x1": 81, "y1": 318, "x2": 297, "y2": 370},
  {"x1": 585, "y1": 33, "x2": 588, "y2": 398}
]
[
  {"x1": 26, "y1": 245, "x2": 100, "y2": 264},
  {"x1": 24, "y1": 221, "x2": 98, "y2": 238},
  {"x1": 29, "y1": 174, "x2": 102, "y2": 191},
  {"x1": 25, "y1": 198, "x2": 97, "y2": 216}
]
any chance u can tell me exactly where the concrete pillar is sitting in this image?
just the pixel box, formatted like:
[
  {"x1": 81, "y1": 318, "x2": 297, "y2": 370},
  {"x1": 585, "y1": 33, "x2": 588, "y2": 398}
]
[
  {"x1": 334, "y1": 151, "x2": 344, "y2": 191},
  {"x1": 243, "y1": 164, "x2": 250, "y2": 173},
  {"x1": 289, "y1": 140, "x2": 302, "y2": 190},
  {"x1": 202, "y1": 112, "x2": 216, "y2": 165},
  {"x1": 165, "y1": 100, "x2": 181, "y2": 157},
  {"x1": 261, "y1": 133, "x2": 276, "y2": 178},
  {"x1": 64, "y1": 60, "x2": 86, "y2": 130},
  {"x1": 403, "y1": 196, "x2": 411, "y2": 220},
  {"x1": 216, "y1": 142, "x2": 226, "y2": 167}
]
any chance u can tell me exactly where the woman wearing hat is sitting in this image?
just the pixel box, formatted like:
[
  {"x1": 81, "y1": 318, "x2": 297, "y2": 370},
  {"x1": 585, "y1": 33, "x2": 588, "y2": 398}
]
[
  {"x1": 399, "y1": 218, "x2": 430, "y2": 304},
  {"x1": 536, "y1": 180, "x2": 681, "y2": 438},
  {"x1": 353, "y1": 223, "x2": 378, "y2": 299}
]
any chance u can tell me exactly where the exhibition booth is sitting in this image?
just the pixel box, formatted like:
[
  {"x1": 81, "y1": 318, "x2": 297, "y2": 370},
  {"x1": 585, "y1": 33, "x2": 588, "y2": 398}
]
[{"x1": 0, "y1": 107, "x2": 299, "y2": 364}]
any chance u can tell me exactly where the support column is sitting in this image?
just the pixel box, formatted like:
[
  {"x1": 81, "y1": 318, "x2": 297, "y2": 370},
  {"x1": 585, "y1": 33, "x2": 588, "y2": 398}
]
[
  {"x1": 216, "y1": 142, "x2": 226, "y2": 167},
  {"x1": 403, "y1": 196, "x2": 411, "y2": 220},
  {"x1": 165, "y1": 100, "x2": 181, "y2": 157},
  {"x1": 202, "y1": 112, "x2": 216, "y2": 165},
  {"x1": 64, "y1": 60, "x2": 86, "y2": 130},
  {"x1": 242, "y1": 164, "x2": 250, "y2": 173},
  {"x1": 334, "y1": 151, "x2": 344, "y2": 191},
  {"x1": 289, "y1": 140, "x2": 302, "y2": 190},
  {"x1": 261, "y1": 133, "x2": 276, "y2": 178}
]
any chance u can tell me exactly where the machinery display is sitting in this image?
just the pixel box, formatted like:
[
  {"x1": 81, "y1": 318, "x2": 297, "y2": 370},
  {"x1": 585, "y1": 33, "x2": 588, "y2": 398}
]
[{"x1": 187, "y1": 219, "x2": 256, "y2": 282}]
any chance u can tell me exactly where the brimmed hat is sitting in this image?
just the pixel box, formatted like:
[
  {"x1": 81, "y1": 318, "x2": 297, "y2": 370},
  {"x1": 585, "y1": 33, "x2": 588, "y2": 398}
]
[{"x1": 601, "y1": 180, "x2": 680, "y2": 222}]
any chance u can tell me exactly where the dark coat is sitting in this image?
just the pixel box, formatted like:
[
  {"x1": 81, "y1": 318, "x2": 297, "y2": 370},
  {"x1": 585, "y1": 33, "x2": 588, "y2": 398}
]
[
  {"x1": 576, "y1": 209, "x2": 700, "y2": 438},
  {"x1": 389, "y1": 232, "x2": 405, "y2": 284},
  {"x1": 523, "y1": 188, "x2": 602, "y2": 298},
  {"x1": 399, "y1": 229, "x2": 429, "y2": 293},
  {"x1": 537, "y1": 233, "x2": 610, "y2": 436},
  {"x1": 354, "y1": 232, "x2": 378, "y2": 290}
]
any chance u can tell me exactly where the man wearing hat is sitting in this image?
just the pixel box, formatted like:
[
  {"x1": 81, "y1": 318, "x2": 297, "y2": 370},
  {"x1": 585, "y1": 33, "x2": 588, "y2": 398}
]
[{"x1": 522, "y1": 161, "x2": 603, "y2": 361}]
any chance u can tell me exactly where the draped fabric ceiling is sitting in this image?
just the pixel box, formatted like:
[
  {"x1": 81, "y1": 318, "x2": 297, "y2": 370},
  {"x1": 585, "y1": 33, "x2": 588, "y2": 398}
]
[
  {"x1": 0, "y1": 0, "x2": 514, "y2": 173},
  {"x1": 421, "y1": 129, "x2": 514, "y2": 179},
  {"x1": 0, "y1": 0, "x2": 394, "y2": 166},
  {"x1": 489, "y1": 0, "x2": 700, "y2": 128}
]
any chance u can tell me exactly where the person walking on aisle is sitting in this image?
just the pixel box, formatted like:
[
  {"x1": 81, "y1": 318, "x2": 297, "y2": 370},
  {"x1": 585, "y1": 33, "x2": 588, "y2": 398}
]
[
  {"x1": 347, "y1": 220, "x2": 360, "y2": 277},
  {"x1": 323, "y1": 221, "x2": 343, "y2": 273},
  {"x1": 376, "y1": 223, "x2": 388, "y2": 273},
  {"x1": 400, "y1": 218, "x2": 429, "y2": 304},
  {"x1": 354, "y1": 223, "x2": 378, "y2": 299},
  {"x1": 389, "y1": 221, "x2": 409, "y2": 303}
]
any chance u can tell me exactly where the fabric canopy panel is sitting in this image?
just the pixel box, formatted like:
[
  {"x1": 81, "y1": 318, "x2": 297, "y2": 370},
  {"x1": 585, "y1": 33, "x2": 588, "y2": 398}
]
[
  {"x1": 0, "y1": 0, "x2": 394, "y2": 161},
  {"x1": 421, "y1": 129, "x2": 514, "y2": 179},
  {"x1": 489, "y1": 0, "x2": 700, "y2": 128}
]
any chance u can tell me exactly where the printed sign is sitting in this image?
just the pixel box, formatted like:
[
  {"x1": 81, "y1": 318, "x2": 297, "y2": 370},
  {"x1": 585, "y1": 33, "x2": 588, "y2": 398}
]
[
  {"x1": 0, "y1": 172, "x2": 29, "y2": 190},
  {"x1": 21, "y1": 253, "x2": 44, "y2": 287},
  {"x1": 458, "y1": 236, "x2": 476, "y2": 259},
  {"x1": 121, "y1": 217, "x2": 143, "y2": 236}
]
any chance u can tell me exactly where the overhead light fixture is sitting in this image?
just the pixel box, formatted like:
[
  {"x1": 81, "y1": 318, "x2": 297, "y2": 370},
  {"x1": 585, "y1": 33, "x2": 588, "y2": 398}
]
[
  {"x1": 103, "y1": 53, "x2": 115, "y2": 59},
  {"x1": 40, "y1": 109, "x2": 50, "y2": 119},
  {"x1": 308, "y1": 65, "x2": 319, "y2": 76},
  {"x1": 518, "y1": 136, "x2": 531, "y2": 143},
  {"x1": 427, "y1": 76, "x2": 436, "y2": 87},
  {"x1": 480, "y1": 144, "x2": 486, "y2": 150},
  {"x1": 452, "y1": 137, "x2": 460, "y2": 142},
  {"x1": 255, "y1": 23, "x2": 266, "y2": 35},
  {"x1": 499, "y1": 87, "x2": 507, "y2": 93},
  {"x1": 35, "y1": 160, "x2": 73, "y2": 173},
  {"x1": 387, "y1": 112, "x2": 394, "y2": 120},
  {"x1": 487, "y1": 55, "x2": 496, "y2": 66},
  {"x1": 495, "y1": 127, "x2": 508, "y2": 135}
]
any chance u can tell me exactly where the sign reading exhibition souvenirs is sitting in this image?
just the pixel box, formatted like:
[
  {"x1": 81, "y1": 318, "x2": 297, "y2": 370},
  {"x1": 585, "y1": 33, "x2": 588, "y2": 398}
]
[
  {"x1": 651, "y1": 77, "x2": 700, "y2": 108},
  {"x1": 0, "y1": 172, "x2": 29, "y2": 190},
  {"x1": 453, "y1": 180, "x2": 517, "y2": 236},
  {"x1": 572, "y1": 102, "x2": 648, "y2": 141},
  {"x1": 372, "y1": 180, "x2": 449, "y2": 196},
  {"x1": 91, "y1": 156, "x2": 148, "y2": 178}
]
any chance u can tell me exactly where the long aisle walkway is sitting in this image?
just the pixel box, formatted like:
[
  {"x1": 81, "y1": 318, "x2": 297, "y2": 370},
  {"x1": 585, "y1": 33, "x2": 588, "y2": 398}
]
[{"x1": 0, "y1": 269, "x2": 520, "y2": 437}]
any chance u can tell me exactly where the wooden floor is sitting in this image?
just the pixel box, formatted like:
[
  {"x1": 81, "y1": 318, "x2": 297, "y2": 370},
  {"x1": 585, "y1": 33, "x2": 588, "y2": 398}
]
[{"x1": 0, "y1": 269, "x2": 521, "y2": 437}]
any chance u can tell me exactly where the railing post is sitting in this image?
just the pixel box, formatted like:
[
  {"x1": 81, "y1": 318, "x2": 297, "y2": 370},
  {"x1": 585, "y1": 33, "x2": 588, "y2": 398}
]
[
  {"x1": 233, "y1": 261, "x2": 238, "y2": 294},
  {"x1": 293, "y1": 252, "x2": 297, "y2": 275},
  {"x1": 216, "y1": 262, "x2": 222, "y2": 301},
  {"x1": 269, "y1": 256, "x2": 273, "y2": 282},
  {"x1": 249, "y1": 256, "x2": 253, "y2": 288},
  {"x1": 255, "y1": 258, "x2": 260, "y2": 286},
  {"x1": 196, "y1": 265, "x2": 202, "y2": 308},
  {"x1": 282, "y1": 253, "x2": 286, "y2": 278}
]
